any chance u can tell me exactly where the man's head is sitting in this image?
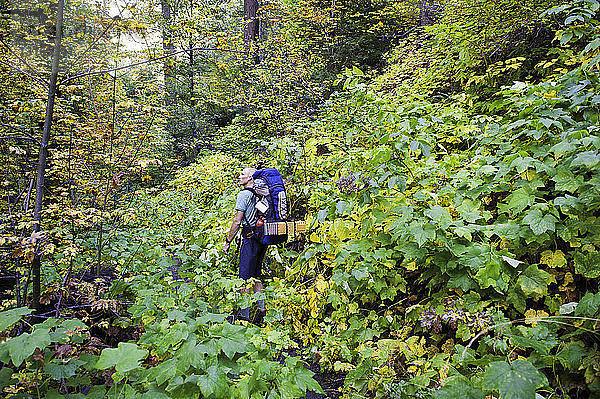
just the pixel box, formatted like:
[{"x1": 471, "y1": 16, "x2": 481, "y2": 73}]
[{"x1": 238, "y1": 167, "x2": 257, "y2": 188}]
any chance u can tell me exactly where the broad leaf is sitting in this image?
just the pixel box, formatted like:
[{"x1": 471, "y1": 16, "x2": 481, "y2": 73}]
[
  {"x1": 573, "y1": 251, "x2": 600, "y2": 278},
  {"x1": 483, "y1": 360, "x2": 546, "y2": 399},
  {"x1": 0, "y1": 307, "x2": 33, "y2": 332},
  {"x1": 95, "y1": 342, "x2": 148, "y2": 373},
  {"x1": 5, "y1": 328, "x2": 51, "y2": 367},
  {"x1": 575, "y1": 291, "x2": 600, "y2": 316},
  {"x1": 0, "y1": 367, "x2": 14, "y2": 390},
  {"x1": 433, "y1": 381, "x2": 484, "y2": 399},
  {"x1": 505, "y1": 188, "x2": 534, "y2": 213},
  {"x1": 517, "y1": 265, "x2": 555, "y2": 299},
  {"x1": 523, "y1": 210, "x2": 557, "y2": 235},
  {"x1": 196, "y1": 366, "x2": 229, "y2": 399},
  {"x1": 45, "y1": 359, "x2": 86, "y2": 380},
  {"x1": 557, "y1": 342, "x2": 588, "y2": 371}
]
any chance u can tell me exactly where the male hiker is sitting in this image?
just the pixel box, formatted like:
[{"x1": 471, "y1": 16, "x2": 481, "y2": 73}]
[{"x1": 223, "y1": 167, "x2": 266, "y2": 321}]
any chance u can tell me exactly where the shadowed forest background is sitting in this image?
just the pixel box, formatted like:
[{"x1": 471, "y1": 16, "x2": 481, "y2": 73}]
[{"x1": 1, "y1": 0, "x2": 600, "y2": 398}]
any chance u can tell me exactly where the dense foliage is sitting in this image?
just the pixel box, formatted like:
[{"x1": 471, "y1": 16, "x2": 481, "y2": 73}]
[{"x1": 2, "y1": 0, "x2": 600, "y2": 398}]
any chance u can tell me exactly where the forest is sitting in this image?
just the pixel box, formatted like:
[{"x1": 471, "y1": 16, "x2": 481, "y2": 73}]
[{"x1": 1, "y1": 0, "x2": 600, "y2": 397}]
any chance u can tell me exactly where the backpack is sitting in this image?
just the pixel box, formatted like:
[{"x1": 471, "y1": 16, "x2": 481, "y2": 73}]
[{"x1": 247, "y1": 168, "x2": 288, "y2": 245}]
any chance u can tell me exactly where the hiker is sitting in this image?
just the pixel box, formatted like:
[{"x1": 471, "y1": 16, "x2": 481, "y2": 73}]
[{"x1": 223, "y1": 167, "x2": 266, "y2": 321}]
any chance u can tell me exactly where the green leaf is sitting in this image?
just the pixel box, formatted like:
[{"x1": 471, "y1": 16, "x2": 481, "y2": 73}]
[
  {"x1": 45, "y1": 359, "x2": 86, "y2": 380},
  {"x1": 0, "y1": 307, "x2": 33, "y2": 332},
  {"x1": 517, "y1": 265, "x2": 555, "y2": 299},
  {"x1": 571, "y1": 151, "x2": 600, "y2": 169},
  {"x1": 95, "y1": 342, "x2": 148, "y2": 373},
  {"x1": 573, "y1": 251, "x2": 600, "y2": 278},
  {"x1": 0, "y1": 367, "x2": 15, "y2": 390},
  {"x1": 424, "y1": 205, "x2": 452, "y2": 229},
  {"x1": 482, "y1": 360, "x2": 546, "y2": 399},
  {"x1": 433, "y1": 381, "x2": 485, "y2": 399},
  {"x1": 294, "y1": 367, "x2": 325, "y2": 394},
  {"x1": 575, "y1": 291, "x2": 600, "y2": 316},
  {"x1": 148, "y1": 358, "x2": 179, "y2": 386},
  {"x1": 211, "y1": 323, "x2": 252, "y2": 359},
  {"x1": 196, "y1": 366, "x2": 229, "y2": 399},
  {"x1": 557, "y1": 342, "x2": 588, "y2": 371},
  {"x1": 474, "y1": 261, "x2": 501, "y2": 290},
  {"x1": 523, "y1": 210, "x2": 557, "y2": 235},
  {"x1": 5, "y1": 327, "x2": 51, "y2": 367},
  {"x1": 551, "y1": 167, "x2": 582, "y2": 193},
  {"x1": 410, "y1": 223, "x2": 436, "y2": 247},
  {"x1": 139, "y1": 386, "x2": 170, "y2": 399}
]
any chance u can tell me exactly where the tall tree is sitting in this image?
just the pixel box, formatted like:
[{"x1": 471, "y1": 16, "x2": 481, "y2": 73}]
[
  {"x1": 31, "y1": 0, "x2": 64, "y2": 310},
  {"x1": 244, "y1": 0, "x2": 260, "y2": 64}
]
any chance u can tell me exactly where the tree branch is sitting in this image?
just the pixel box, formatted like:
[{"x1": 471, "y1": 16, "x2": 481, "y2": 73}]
[
  {"x1": 0, "y1": 38, "x2": 49, "y2": 86},
  {"x1": 60, "y1": 47, "x2": 247, "y2": 85},
  {"x1": 0, "y1": 59, "x2": 49, "y2": 88}
]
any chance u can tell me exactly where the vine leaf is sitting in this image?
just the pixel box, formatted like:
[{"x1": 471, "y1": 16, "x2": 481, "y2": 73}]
[
  {"x1": 95, "y1": 342, "x2": 148, "y2": 373},
  {"x1": 482, "y1": 360, "x2": 546, "y2": 399},
  {"x1": 0, "y1": 307, "x2": 33, "y2": 332},
  {"x1": 522, "y1": 209, "x2": 557, "y2": 235},
  {"x1": 517, "y1": 265, "x2": 555, "y2": 299},
  {"x1": 556, "y1": 342, "x2": 588, "y2": 371},
  {"x1": 45, "y1": 358, "x2": 86, "y2": 380},
  {"x1": 575, "y1": 291, "x2": 600, "y2": 316},
  {"x1": 433, "y1": 381, "x2": 484, "y2": 399},
  {"x1": 574, "y1": 251, "x2": 600, "y2": 278},
  {"x1": 196, "y1": 366, "x2": 229, "y2": 398},
  {"x1": 0, "y1": 367, "x2": 15, "y2": 390},
  {"x1": 5, "y1": 328, "x2": 51, "y2": 367}
]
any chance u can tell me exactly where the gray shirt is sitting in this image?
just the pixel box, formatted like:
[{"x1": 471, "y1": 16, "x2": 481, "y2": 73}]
[{"x1": 235, "y1": 189, "x2": 257, "y2": 227}]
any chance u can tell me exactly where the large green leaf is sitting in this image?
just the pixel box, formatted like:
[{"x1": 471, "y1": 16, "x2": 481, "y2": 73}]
[
  {"x1": 504, "y1": 188, "x2": 534, "y2": 213},
  {"x1": 5, "y1": 328, "x2": 51, "y2": 367},
  {"x1": 557, "y1": 342, "x2": 588, "y2": 371},
  {"x1": 95, "y1": 342, "x2": 148, "y2": 373},
  {"x1": 0, "y1": 307, "x2": 33, "y2": 332},
  {"x1": 551, "y1": 167, "x2": 583, "y2": 193},
  {"x1": 575, "y1": 291, "x2": 600, "y2": 316},
  {"x1": 573, "y1": 251, "x2": 600, "y2": 278},
  {"x1": 425, "y1": 205, "x2": 452, "y2": 229},
  {"x1": 482, "y1": 360, "x2": 546, "y2": 399},
  {"x1": 294, "y1": 366, "x2": 325, "y2": 394},
  {"x1": 433, "y1": 381, "x2": 485, "y2": 399},
  {"x1": 0, "y1": 367, "x2": 14, "y2": 390},
  {"x1": 147, "y1": 358, "x2": 179, "y2": 386},
  {"x1": 522, "y1": 209, "x2": 557, "y2": 235},
  {"x1": 571, "y1": 151, "x2": 600, "y2": 169},
  {"x1": 517, "y1": 265, "x2": 555, "y2": 299},
  {"x1": 196, "y1": 366, "x2": 229, "y2": 399},
  {"x1": 45, "y1": 359, "x2": 86, "y2": 380}
]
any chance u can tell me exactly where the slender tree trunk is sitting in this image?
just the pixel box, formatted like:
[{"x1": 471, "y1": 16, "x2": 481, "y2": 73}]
[
  {"x1": 244, "y1": 0, "x2": 260, "y2": 64},
  {"x1": 31, "y1": 0, "x2": 64, "y2": 310},
  {"x1": 419, "y1": 0, "x2": 441, "y2": 26},
  {"x1": 161, "y1": 0, "x2": 174, "y2": 99}
]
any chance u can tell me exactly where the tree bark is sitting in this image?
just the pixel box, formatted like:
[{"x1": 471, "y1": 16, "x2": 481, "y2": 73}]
[
  {"x1": 419, "y1": 0, "x2": 441, "y2": 26},
  {"x1": 161, "y1": 0, "x2": 174, "y2": 79},
  {"x1": 31, "y1": 0, "x2": 64, "y2": 310},
  {"x1": 244, "y1": 0, "x2": 260, "y2": 64}
]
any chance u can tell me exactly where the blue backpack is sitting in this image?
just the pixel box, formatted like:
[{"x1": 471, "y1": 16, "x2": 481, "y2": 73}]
[{"x1": 248, "y1": 168, "x2": 288, "y2": 245}]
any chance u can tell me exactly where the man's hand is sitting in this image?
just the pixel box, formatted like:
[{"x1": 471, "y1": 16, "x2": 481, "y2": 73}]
[{"x1": 223, "y1": 241, "x2": 231, "y2": 253}]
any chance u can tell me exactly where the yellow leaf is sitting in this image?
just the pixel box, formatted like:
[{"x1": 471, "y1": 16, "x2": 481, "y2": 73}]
[
  {"x1": 540, "y1": 250, "x2": 567, "y2": 268},
  {"x1": 524, "y1": 309, "x2": 549, "y2": 327}
]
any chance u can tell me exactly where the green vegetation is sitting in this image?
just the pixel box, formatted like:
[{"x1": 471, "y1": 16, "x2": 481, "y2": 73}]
[{"x1": 2, "y1": 0, "x2": 600, "y2": 397}]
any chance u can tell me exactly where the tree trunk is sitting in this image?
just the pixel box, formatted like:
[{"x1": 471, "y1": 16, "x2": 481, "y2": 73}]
[
  {"x1": 419, "y1": 0, "x2": 441, "y2": 26},
  {"x1": 244, "y1": 0, "x2": 260, "y2": 64},
  {"x1": 161, "y1": 0, "x2": 175, "y2": 100},
  {"x1": 31, "y1": 0, "x2": 64, "y2": 310}
]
